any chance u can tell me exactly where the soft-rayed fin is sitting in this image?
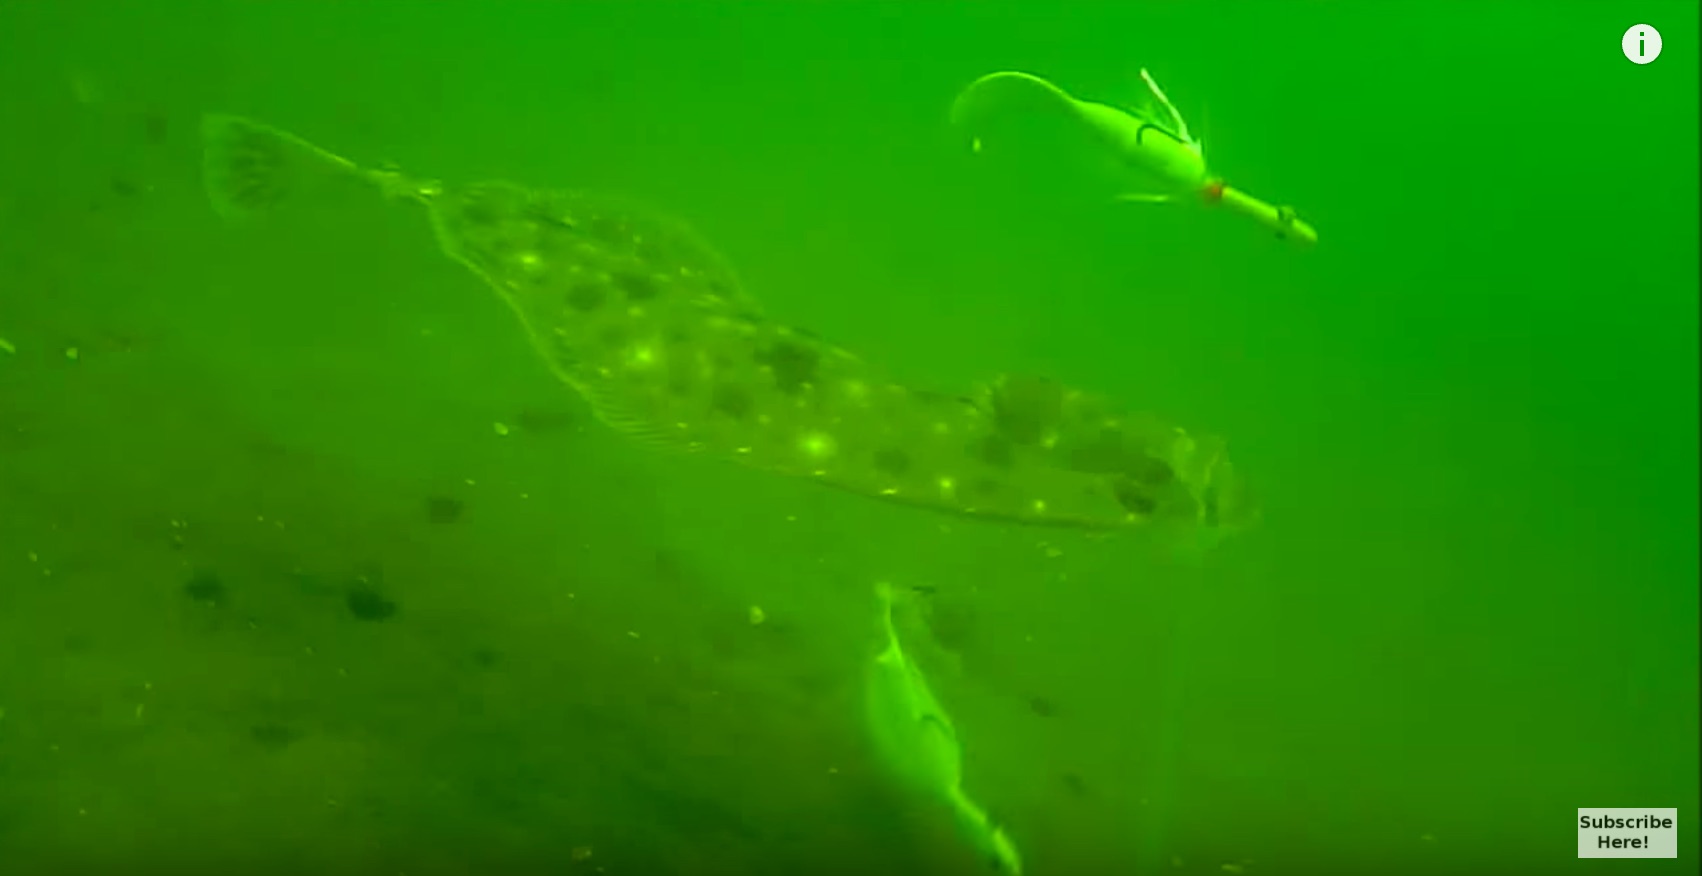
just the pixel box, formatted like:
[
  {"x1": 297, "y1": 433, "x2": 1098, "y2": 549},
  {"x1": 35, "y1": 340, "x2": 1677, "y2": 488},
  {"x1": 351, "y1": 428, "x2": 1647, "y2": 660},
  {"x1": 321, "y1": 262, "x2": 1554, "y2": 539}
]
[{"x1": 200, "y1": 114, "x2": 360, "y2": 221}]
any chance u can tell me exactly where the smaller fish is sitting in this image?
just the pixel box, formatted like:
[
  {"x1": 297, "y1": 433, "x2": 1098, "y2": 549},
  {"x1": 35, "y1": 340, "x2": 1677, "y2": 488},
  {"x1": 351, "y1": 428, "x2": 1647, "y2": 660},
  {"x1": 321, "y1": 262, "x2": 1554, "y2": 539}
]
[{"x1": 864, "y1": 582, "x2": 1022, "y2": 874}]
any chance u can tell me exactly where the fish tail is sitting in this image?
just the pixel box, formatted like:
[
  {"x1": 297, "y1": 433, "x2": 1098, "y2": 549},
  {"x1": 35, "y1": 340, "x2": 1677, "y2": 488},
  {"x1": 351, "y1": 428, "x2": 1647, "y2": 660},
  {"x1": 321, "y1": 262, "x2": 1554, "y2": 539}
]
[
  {"x1": 946, "y1": 785, "x2": 1024, "y2": 874},
  {"x1": 199, "y1": 114, "x2": 360, "y2": 221}
]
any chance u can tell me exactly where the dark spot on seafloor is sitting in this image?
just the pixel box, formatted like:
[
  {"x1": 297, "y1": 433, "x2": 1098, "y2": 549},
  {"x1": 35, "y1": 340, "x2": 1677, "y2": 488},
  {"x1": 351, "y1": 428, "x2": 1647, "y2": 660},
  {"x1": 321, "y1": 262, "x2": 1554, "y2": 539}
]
[
  {"x1": 925, "y1": 600, "x2": 977, "y2": 653},
  {"x1": 426, "y1": 495, "x2": 464, "y2": 524},
  {"x1": 621, "y1": 773, "x2": 761, "y2": 842},
  {"x1": 872, "y1": 447, "x2": 912, "y2": 477},
  {"x1": 1111, "y1": 477, "x2": 1157, "y2": 516},
  {"x1": 471, "y1": 647, "x2": 501, "y2": 669},
  {"x1": 613, "y1": 270, "x2": 660, "y2": 301},
  {"x1": 1061, "y1": 772, "x2": 1090, "y2": 798},
  {"x1": 141, "y1": 111, "x2": 169, "y2": 144},
  {"x1": 565, "y1": 278, "x2": 607, "y2": 313},
  {"x1": 346, "y1": 585, "x2": 398, "y2": 622},
  {"x1": 756, "y1": 339, "x2": 820, "y2": 395},
  {"x1": 109, "y1": 177, "x2": 141, "y2": 198},
  {"x1": 711, "y1": 383, "x2": 753, "y2": 420},
  {"x1": 653, "y1": 548, "x2": 691, "y2": 588},
  {"x1": 968, "y1": 476, "x2": 1005, "y2": 498},
  {"x1": 515, "y1": 406, "x2": 577, "y2": 434},
  {"x1": 249, "y1": 723, "x2": 301, "y2": 750},
  {"x1": 183, "y1": 569, "x2": 227, "y2": 607},
  {"x1": 977, "y1": 434, "x2": 1015, "y2": 470},
  {"x1": 1028, "y1": 695, "x2": 1059, "y2": 718},
  {"x1": 98, "y1": 330, "x2": 138, "y2": 354}
]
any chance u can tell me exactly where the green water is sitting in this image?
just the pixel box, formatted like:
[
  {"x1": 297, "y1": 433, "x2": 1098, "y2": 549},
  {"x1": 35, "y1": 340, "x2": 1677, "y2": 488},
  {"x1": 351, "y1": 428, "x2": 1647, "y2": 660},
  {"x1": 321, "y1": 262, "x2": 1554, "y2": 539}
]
[{"x1": 0, "y1": 2, "x2": 1695, "y2": 874}]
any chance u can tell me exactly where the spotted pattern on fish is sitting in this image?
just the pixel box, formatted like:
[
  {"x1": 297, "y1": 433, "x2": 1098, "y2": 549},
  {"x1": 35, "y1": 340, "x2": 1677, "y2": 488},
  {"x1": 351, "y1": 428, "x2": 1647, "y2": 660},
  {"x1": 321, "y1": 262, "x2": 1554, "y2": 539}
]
[{"x1": 199, "y1": 115, "x2": 1256, "y2": 535}]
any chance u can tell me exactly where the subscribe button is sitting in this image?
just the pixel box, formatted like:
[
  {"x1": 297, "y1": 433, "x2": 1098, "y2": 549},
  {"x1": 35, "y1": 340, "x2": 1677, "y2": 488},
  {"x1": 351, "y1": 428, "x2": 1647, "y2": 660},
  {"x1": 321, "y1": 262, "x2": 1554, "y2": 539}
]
[{"x1": 1579, "y1": 809, "x2": 1677, "y2": 858}]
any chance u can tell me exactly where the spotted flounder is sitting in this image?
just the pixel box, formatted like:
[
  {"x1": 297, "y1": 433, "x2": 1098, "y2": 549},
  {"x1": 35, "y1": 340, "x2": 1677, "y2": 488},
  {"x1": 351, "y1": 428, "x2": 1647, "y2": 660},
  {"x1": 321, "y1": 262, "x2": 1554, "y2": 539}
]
[{"x1": 201, "y1": 114, "x2": 1256, "y2": 536}]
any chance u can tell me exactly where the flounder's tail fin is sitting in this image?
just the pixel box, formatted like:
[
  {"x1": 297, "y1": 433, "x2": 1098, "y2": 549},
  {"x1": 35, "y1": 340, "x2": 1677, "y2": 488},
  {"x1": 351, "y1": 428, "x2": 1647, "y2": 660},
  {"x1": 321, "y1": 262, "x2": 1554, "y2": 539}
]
[{"x1": 200, "y1": 114, "x2": 361, "y2": 221}]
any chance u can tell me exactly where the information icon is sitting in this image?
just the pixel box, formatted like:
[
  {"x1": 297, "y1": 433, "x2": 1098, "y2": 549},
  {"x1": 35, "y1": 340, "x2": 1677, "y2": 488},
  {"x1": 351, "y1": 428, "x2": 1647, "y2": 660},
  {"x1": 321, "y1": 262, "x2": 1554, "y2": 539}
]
[{"x1": 1623, "y1": 25, "x2": 1663, "y2": 64}]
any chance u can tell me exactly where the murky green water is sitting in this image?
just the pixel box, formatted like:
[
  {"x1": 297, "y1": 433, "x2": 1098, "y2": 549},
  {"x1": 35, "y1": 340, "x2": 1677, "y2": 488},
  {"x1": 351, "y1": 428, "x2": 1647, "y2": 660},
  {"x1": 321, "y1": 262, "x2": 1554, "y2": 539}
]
[{"x1": 1, "y1": 2, "x2": 1695, "y2": 874}]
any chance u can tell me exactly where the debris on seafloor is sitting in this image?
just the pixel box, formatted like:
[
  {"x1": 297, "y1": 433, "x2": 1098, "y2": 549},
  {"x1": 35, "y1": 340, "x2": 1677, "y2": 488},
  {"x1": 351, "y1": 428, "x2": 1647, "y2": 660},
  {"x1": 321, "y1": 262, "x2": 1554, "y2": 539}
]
[
  {"x1": 425, "y1": 494, "x2": 465, "y2": 524},
  {"x1": 514, "y1": 406, "x2": 579, "y2": 434},
  {"x1": 346, "y1": 583, "x2": 397, "y2": 622},
  {"x1": 1027, "y1": 695, "x2": 1059, "y2": 718},
  {"x1": 250, "y1": 722, "x2": 302, "y2": 751},
  {"x1": 183, "y1": 569, "x2": 227, "y2": 607},
  {"x1": 142, "y1": 109, "x2": 168, "y2": 145}
]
